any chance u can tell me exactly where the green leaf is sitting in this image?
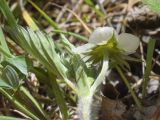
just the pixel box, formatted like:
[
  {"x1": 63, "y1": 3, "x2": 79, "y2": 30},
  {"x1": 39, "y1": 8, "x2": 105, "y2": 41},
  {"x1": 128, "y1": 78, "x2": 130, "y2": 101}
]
[
  {"x1": 0, "y1": 27, "x2": 11, "y2": 54},
  {"x1": 6, "y1": 26, "x2": 65, "y2": 79},
  {"x1": 76, "y1": 67, "x2": 91, "y2": 97},
  {"x1": 6, "y1": 26, "x2": 74, "y2": 120},
  {"x1": 0, "y1": 78, "x2": 12, "y2": 89},
  {"x1": 0, "y1": 116, "x2": 25, "y2": 120},
  {"x1": 5, "y1": 56, "x2": 28, "y2": 75},
  {"x1": 0, "y1": 27, "x2": 13, "y2": 59},
  {"x1": 0, "y1": 1, "x2": 74, "y2": 119},
  {"x1": 0, "y1": 47, "x2": 13, "y2": 59},
  {"x1": 1, "y1": 66, "x2": 48, "y2": 119},
  {"x1": 72, "y1": 55, "x2": 91, "y2": 97},
  {"x1": 2, "y1": 65, "x2": 20, "y2": 89}
]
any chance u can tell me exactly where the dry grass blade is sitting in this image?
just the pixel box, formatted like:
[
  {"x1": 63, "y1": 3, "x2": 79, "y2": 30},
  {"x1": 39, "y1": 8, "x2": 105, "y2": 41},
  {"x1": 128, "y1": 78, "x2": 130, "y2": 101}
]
[{"x1": 48, "y1": 2, "x2": 92, "y2": 34}]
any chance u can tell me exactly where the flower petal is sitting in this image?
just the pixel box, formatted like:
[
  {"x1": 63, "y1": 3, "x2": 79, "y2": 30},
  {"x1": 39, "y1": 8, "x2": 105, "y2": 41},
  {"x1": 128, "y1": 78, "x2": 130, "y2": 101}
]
[
  {"x1": 73, "y1": 43, "x2": 95, "y2": 54},
  {"x1": 117, "y1": 33, "x2": 140, "y2": 54},
  {"x1": 89, "y1": 27, "x2": 114, "y2": 44}
]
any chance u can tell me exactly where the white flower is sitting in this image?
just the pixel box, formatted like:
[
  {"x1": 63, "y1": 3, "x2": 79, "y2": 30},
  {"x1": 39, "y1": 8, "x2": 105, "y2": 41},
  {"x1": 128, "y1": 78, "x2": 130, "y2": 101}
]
[{"x1": 74, "y1": 27, "x2": 140, "y2": 55}]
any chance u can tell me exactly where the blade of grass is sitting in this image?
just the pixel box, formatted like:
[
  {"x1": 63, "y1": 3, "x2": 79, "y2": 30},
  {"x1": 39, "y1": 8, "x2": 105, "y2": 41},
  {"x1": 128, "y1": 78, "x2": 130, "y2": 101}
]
[
  {"x1": 19, "y1": 86, "x2": 49, "y2": 119},
  {"x1": 84, "y1": 0, "x2": 105, "y2": 17},
  {"x1": 0, "y1": 0, "x2": 17, "y2": 28},
  {"x1": 52, "y1": 29, "x2": 88, "y2": 42},
  {"x1": 28, "y1": 0, "x2": 59, "y2": 30},
  {"x1": 0, "y1": 116, "x2": 25, "y2": 120},
  {"x1": 142, "y1": 39, "x2": 156, "y2": 98},
  {"x1": 1, "y1": 65, "x2": 49, "y2": 120},
  {"x1": 19, "y1": 0, "x2": 39, "y2": 30},
  {"x1": 116, "y1": 66, "x2": 141, "y2": 108},
  {"x1": 48, "y1": 72, "x2": 68, "y2": 120},
  {"x1": 22, "y1": 10, "x2": 39, "y2": 30},
  {"x1": 0, "y1": 88, "x2": 40, "y2": 120}
]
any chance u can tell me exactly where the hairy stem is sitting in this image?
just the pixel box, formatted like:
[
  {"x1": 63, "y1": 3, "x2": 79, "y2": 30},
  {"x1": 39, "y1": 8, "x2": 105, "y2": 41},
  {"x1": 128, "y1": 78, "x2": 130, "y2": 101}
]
[{"x1": 78, "y1": 94, "x2": 93, "y2": 120}]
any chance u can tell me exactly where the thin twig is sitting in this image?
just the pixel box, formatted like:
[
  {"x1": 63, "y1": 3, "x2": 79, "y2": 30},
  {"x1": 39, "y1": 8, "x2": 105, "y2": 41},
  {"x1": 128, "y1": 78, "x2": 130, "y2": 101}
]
[{"x1": 66, "y1": 0, "x2": 83, "y2": 21}]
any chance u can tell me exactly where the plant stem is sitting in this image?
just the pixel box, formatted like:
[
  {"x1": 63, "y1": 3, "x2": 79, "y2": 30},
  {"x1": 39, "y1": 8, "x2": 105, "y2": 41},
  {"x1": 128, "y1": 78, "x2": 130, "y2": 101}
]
[
  {"x1": 91, "y1": 60, "x2": 109, "y2": 93},
  {"x1": 116, "y1": 66, "x2": 141, "y2": 108},
  {"x1": 78, "y1": 93, "x2": 93, "y2": 120}
]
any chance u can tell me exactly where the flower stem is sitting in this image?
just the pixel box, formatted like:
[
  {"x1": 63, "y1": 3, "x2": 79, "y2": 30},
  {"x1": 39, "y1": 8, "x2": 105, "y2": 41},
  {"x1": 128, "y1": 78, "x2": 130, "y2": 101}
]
[
  {"x1": 91, "y1": 60, "x2": 109, "y2": 93},
  {"x1": 78, "y1": 94, "x2": 93, "y2": 120},
  {"x1": 116, "y1": 66, "x2": 141, "y2": 108}
]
